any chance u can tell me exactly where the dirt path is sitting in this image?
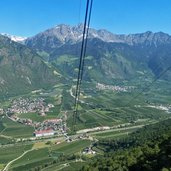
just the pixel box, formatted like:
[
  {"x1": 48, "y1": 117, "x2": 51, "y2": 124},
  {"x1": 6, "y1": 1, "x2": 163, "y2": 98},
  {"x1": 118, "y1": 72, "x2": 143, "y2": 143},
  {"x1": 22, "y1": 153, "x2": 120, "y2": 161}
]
[
  {"x1": 2, "y1": 149, "x2": 33, "y2": 171},
  {"x1": 69, "y1": 87, "x2": 85, "y2": 103}
]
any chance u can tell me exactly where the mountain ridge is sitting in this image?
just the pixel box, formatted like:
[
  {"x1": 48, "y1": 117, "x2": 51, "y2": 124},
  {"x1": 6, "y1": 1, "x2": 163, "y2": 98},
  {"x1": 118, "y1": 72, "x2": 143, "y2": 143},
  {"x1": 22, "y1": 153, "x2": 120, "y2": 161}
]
[
  {"x1": 1, "y1": 24, "x2": 171, "y2": 94},
  {"x1": 24, "y1": 24, "x2": 171, "y2": 53},
  {"x1": 2, "y1": 24, "x2": 171, "y2": 51},
  {"x1": 21, "y1": 24, "x2": 171, "y2": 82}
]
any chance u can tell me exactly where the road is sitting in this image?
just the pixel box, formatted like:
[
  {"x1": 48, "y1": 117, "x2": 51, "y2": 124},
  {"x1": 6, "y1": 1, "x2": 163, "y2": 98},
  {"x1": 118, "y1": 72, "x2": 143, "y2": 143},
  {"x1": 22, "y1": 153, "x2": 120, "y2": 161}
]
[
  {"x1": 69, "y1": 86, "x2": 85, "y2": 104},
  {"x1": 88, "y1": 124, "x2": 144, "y2": 135}
]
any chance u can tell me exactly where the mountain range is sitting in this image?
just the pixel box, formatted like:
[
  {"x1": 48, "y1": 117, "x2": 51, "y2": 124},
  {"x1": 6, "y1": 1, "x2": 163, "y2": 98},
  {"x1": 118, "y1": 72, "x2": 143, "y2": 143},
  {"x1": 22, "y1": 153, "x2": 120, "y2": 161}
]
[
  {"x1": 1, "y1": 24, "x2": 171, "y2": 97},
  {"x1": 25, "y1": 24, "x2": 171, "y2": 53},
  {"x1": 25, "y1": 24, "x2": 171, "y2": 81}
]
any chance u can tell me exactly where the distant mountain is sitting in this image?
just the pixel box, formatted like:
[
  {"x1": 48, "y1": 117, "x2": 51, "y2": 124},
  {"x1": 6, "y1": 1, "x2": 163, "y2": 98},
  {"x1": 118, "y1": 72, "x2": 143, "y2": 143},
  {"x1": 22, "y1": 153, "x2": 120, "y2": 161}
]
[
  {"x1": 23, "y1": 24, "x2": 171, "y2": 82},
  {"x1": 1, "y1": 24, "x2": 171, "y2": 96},
  {"x1": 1, "y1": 33, "x2": 27, "y2": 43},
  {"x1": 25, "y1": 24, "x2": 171, "y2": 54},
  {"x1": 0, "y1": 35, "x2": 59, "y2": 97}
]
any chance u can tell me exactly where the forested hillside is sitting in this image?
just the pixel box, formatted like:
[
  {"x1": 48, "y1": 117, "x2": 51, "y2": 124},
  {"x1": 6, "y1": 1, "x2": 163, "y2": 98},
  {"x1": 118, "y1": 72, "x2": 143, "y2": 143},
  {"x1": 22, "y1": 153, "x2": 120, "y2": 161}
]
[{"x1": 81, "y1": 119, "x2": 171, "y2": 171}]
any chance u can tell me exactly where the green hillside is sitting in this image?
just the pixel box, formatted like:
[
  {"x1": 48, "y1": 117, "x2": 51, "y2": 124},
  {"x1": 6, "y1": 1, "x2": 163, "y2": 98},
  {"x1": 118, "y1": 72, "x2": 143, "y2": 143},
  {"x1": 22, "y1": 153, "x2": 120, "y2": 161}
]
[{"x1": 0, "y1": 35, "x2": 61, "y2": 98}]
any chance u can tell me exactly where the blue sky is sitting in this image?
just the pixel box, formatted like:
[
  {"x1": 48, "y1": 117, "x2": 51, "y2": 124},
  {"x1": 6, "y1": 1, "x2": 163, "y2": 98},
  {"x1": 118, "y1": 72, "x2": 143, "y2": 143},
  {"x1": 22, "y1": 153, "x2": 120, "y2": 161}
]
[{"x1": 0, "y1": 0, "x2": 171, "y2": 37}]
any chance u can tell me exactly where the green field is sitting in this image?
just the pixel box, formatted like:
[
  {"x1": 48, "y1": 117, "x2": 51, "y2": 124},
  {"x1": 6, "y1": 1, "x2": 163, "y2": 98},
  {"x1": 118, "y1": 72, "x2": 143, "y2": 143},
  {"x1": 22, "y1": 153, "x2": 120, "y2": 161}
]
[
  {"x1": 50, "y1": 140, "x2": 91, "y2": 155},
  {"x1": 64, "y1": 80, "x2": 171, "y2": 131},
  {"x1": 6, "y1": 140, "x2": 91, "y2": 171},
  {"x1": 0, "y1": 117, "x2": 5, "y2": 132},
  {"x1": 92, "y1": 127, "x2": 136, "y2": 136},
  {"x1": 0, "y1": 78, "x2": 171, "y2": 171},
  {"x1": 66, "y1": 104, "x2": 170, "y2": 131},
  {"x1": 0, "y1": 136, "x2": 14, "y2": 144},
  {"x1": 42, "y1": 161, "x2": 85, "y2": 171},
  {"x1": 0, "y1": 144, "x2": 33, "y2": 165},
  {"x1": 10, "y1": 148, "x2": 52, "y2": 171},
  {"x1": 60, "y1": 162, "x2": 86, "y2": 171},
  {"x1": 0, "y1": 116, "x2": 34, "y2": 138}
]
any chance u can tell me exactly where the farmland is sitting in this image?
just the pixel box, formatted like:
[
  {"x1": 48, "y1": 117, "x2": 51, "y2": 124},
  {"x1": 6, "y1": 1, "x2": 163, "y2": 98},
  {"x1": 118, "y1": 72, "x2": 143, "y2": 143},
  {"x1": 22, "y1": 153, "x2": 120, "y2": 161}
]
[
  {"x1": 0, "y1": 79, "x2": 171, "y2": 170},
  {"x1": 0, "y1": 116, "x2": 34, "y2": 139},
  {"x1": 0, "y1": 139, "x2": 91, "y2": 171}
]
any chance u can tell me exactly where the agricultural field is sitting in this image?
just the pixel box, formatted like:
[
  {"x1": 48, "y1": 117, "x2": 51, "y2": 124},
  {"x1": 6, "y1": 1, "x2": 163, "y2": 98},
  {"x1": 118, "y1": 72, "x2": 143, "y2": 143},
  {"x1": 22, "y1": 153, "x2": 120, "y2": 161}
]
[
  {"x1": 50, "y1": 140, "x2": 91, "y2": 155},
  {"x1": 0, "y1": 136, "x2": 14, "y2": 145},
  {"x1": 0, "y1": 116, "x2": 34, "y2": 139},
  {"x1": 42, "y1": 161, "x2": 85, "y2": 171},
  {"x1": 10, "y1": 148, "x2": 51, "y2": 171},
  {"x1": 0, "y1": 144, "x2": 33, "y2": 168},
  {"x1": 90, "y1": 127, "x2": 138, "y2": 138},
  {"x1": 0, "y1": 140, "x2": 91, "y2": 171},
  {"x1": 0, "y1": 79, "x2": 171, "y2": 171}
]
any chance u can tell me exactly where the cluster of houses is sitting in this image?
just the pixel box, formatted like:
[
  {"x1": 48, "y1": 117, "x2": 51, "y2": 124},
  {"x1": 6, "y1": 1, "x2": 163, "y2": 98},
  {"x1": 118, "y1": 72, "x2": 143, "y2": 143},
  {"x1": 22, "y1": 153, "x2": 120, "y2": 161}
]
[
  {"x1": 10, "y1": 114, "x2": 33, "y2": 126},
  {"x1": 9, "y1": 114, "x2": 66, "y2": 137},
  {"x1": 2, "y1": 97, "x2": 68, "y2": 138},
  {"x1": 147, "y1": 103, "x2": 171, "y2": 113},
  {"x1": 96, "y1": 83, "x2": 134, "y2": 92},
  {"x1": 6, "y1": 97, "x2": 54, "y2": 116},
  {"x1": 34, "y1": 118, "x2": 68, "y2": 137}
]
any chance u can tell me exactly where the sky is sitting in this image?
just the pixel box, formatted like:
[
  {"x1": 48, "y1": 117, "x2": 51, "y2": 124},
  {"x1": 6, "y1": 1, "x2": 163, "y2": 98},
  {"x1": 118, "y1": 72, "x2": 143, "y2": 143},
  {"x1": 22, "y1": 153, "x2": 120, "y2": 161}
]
[{"x1": 0, "y1": 0, "x2": 171, "y2": 37}]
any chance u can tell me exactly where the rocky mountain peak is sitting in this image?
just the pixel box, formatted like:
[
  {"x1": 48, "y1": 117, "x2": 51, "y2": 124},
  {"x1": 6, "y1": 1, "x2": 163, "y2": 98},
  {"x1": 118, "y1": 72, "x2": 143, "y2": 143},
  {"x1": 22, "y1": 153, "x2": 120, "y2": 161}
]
[
  {"x1": 122, "y1": 31, "x2": 171, "y2": 45},
  {"x1": 25, "y1": 24, "x2": 171, "y2": 53}
]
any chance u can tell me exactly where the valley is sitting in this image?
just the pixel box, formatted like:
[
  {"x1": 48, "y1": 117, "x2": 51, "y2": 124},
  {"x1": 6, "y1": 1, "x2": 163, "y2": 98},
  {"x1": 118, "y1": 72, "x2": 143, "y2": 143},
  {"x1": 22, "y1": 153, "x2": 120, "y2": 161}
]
[
  {"x1": 0, "y1": 76, "x2": 171, "y2": 170},
  {"x1": 1, "y1": 24, "x2": 171, "y2": 170}
]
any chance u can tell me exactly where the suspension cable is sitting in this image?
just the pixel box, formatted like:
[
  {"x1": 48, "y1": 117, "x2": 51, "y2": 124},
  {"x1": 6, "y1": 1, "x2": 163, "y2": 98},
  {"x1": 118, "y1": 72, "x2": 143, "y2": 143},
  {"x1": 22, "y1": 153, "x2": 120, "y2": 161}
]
[{"x1": 73, "y1": 0, "x2": 93, "y2": 131}]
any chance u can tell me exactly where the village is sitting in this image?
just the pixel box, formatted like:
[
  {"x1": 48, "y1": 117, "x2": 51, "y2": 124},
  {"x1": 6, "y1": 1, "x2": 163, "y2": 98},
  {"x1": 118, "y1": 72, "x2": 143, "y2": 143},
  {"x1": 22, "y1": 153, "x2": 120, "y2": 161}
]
[
  {"x1": 2, "y1": 97, "x2": 67, "y2": 138},
  {"x1": 5, "y1": 97, "x2": 54, "y2": 116},
  {"x1": 96, "y1": 83, "x2": 135, "y2": 92}
]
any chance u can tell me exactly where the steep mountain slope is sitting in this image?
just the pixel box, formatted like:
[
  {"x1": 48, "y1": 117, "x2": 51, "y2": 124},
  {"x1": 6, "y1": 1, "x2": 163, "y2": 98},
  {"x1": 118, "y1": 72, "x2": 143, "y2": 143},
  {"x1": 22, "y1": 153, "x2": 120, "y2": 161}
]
[
  {"x1": 50, "y1": 39, "x2": 143, "y2": 81},
  {"x1": 24, "y1": 24, "x2": 171, "y2": 82},
  {"x1": 49, "y1": 38, "x2": 171, "y2": 82},
  {"x1": 0, "y1": 35, "x2": 59, "y2": 97}
]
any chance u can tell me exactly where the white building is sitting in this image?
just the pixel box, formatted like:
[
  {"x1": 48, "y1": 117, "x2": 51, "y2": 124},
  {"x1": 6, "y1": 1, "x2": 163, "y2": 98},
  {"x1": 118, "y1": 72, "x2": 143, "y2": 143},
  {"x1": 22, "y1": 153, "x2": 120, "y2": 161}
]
[{"x1": 34, "y1": 129, "x2": 55, "y2": 137}]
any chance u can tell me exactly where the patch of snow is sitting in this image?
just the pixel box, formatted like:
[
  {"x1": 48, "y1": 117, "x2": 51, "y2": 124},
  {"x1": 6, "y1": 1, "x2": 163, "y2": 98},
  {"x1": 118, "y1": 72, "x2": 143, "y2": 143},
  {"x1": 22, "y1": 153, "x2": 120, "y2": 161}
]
[{"x1": 1, "y1": 33, "x2": 27, "y2": 43}]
